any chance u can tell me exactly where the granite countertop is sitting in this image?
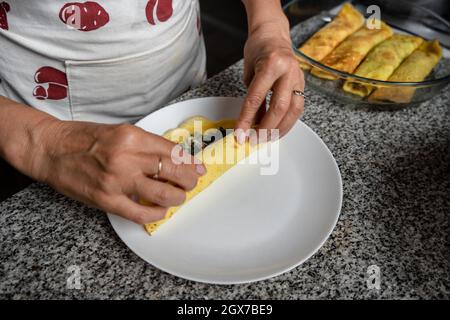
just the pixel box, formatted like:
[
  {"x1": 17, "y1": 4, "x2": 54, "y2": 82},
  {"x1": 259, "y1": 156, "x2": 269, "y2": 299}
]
[{"x1": 1, "y1": 61, "x2": 449, "y2": 299}]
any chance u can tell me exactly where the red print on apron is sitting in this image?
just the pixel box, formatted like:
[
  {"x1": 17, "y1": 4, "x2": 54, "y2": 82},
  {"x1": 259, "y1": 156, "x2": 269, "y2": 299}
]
[
  {"x1": 59, "y1": 1, "x2": 110, "y2": 31},
  {"x1": 0, "y1": 1, "x2": 10, "y2": 30},
  {"x1": 33, "y1": 67, "x2": 68, "y2": 100},
  {"x1": 146, "y1": 0, "x2": 173, "y2": 25}
]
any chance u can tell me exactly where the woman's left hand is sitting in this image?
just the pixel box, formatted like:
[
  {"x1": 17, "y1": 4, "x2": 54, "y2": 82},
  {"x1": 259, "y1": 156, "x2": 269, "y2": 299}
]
[{"x1": 236, "y1": 2, "x2": 305, "y2": 142}]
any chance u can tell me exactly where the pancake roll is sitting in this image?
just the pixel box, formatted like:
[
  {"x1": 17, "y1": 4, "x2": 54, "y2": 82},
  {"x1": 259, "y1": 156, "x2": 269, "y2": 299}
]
[
  {"x1": 297, "y1": 3, "x2": 364, "y2": 70},
  {"x1": 343, "y1": 34, "x2": 424, "y2": 97}
]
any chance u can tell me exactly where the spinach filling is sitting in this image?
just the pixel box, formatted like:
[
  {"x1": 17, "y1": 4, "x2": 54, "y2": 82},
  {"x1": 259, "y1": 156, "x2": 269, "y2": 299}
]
[{"x1": 181, "y1": 127, "x2": 229, "y2": 156}]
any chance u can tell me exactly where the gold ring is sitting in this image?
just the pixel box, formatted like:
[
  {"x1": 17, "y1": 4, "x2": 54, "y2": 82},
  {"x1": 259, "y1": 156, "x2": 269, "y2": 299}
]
[
  {"x1": 293, "y1": 89, "x2": 306, "y2": 98},
  {"x1": 153, "y1": 158, "x2": 163, "y2": 180}
]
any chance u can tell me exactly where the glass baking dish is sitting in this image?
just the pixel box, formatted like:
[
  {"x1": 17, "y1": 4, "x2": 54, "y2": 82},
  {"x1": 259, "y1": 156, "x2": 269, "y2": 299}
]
[{"x1": 285, "y1": 0, "x2": 450, "y2": 107}]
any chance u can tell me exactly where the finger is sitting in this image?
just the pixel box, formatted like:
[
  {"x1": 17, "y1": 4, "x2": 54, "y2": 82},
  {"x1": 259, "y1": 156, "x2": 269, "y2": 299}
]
[
  {"x1": 255, "y1": 101, "x2": 267, "y2": 125},
  {"x1": 243, "y1": 59, "x2": 254, "y2": 87},
  {"x1": 134, "y1": 176, "x2": 186, "y2": 208},
  {"x1": 277, "y1": 89, "x2": 305, "y2": 137},
  {"x1": 108, "y1": 195, "x2": 168, "y2": 224},
  {"x1": 142, "y1": 155, "x2": 204, "y2": 191},
  {"x1": 258, "y1": 76, "x2": 292, "y2": 131},
  {"x1": 236, "y1": 70, "x2": 277, "y2": 135},
  {"x1": 249, "y1": 100, "x2": 268, "y2": 145},
  {"x1": 139, "y1": 129, "x2": 179, "y2": 157}
]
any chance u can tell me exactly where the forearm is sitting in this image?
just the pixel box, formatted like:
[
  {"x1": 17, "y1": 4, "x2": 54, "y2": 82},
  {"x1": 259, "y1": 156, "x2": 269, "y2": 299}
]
[
  {"x1": 0, "y1": 96, "x2": 60, "y2": 180},
  {"x1": 242, "y1": 0, "x2": 289, "y2": 38}
]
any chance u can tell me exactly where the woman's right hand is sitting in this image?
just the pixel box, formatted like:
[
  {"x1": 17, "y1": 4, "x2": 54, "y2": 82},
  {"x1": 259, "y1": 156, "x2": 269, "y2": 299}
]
[{"x1": 34, "y1": 120, "x2": 206, "y2": 224}]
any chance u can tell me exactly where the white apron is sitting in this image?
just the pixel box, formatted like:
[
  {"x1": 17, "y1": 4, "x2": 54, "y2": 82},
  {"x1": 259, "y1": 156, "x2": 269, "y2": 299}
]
[{"x1": 0, "y1": 0, "x2": 206, "y2": 123}]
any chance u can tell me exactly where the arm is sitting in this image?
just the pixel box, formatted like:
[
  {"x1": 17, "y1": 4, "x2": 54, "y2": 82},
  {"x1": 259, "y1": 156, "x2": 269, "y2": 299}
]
[
  {"x1": 236, "y1": 0, "x2": 305, "y2": 140},
  {"x1": 0, "y1": 96, "x2": 205, "y2": 223},
  {"x1": 0, "y1": 96, "x2": 57, "y2": 181}
]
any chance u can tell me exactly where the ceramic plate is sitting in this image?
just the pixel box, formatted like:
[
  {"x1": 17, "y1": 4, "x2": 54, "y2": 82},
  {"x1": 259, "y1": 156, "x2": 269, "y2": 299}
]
[{"x1": 108, "y1": 97, "x2": 342, "y2": 284}]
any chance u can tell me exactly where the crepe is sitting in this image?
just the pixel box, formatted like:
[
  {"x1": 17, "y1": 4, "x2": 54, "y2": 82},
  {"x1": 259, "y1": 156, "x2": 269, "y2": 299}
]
[
  {"x1": 343, "y1": 34, "x2": 424, "y2": 97},
  {"x1": 311, "y1": 20, "x2": 394, "y2": 80},
  {"x1": 369, "y1": 40, "x2": 442, "y2": 103},
  {"x1": 143, "y1": 116, "x2": 257, "y2": 235},
  {"x1": 297, "y1": 3, "x2": 364, "y2": 69}
]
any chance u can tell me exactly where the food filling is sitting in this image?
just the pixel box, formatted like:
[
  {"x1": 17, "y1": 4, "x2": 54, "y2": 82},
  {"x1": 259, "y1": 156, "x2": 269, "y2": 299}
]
[{"x1": 181, "y1": 126, "x2": 229, "y2": 156}]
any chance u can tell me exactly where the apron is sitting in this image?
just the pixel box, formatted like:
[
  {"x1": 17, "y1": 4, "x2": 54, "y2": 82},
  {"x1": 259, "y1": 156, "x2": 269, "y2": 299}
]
[{"x1": 0, "y1": 0, "x2": 206, "y2": 123}]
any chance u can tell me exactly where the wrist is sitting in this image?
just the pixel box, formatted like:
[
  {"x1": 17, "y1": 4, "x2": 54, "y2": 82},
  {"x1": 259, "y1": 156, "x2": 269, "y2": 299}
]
[
  {"x1": 243, "y1": 0, "x2": 289, "y2": 37},
  {"x1": 28, "y1": 119, "x2": 94, "y2": 181},
  {"x1": 249, "y1": 19, "x2": 291, "y2": 44},
  {"x1": 26, "y1": 118, "x2": 66, "y2": 182}
]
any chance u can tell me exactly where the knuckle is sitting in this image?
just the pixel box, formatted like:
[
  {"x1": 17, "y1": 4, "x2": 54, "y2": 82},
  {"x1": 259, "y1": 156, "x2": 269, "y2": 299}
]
[
  {"x1": 293, "y1": 69, "x2": 305, "y2": 84},
  {"x1": 272, "y1": 99, "x2": 289, "y2": 118},
  {"x1": 154, "y1": 186, "x2": 170, "y2": 204},
  {"x1": 134, "y1": 206, "x2": 167, "y2": 224},
  {"x1": 176, "y1": 189, "x2": 187, "y2": 205},
  {"x1": 164, "y1": 162, "x2": 180, "y2": 181},
  {"x1": 245, "y1": 95, "x2": 264, "y2": 109},
  {"x1": 103, "y1": 151, "x2": 124, "y2": 169},
  {"x1": 293, "y1": 100, "x2": 305, "y2": 113},
  {"x1": 133, "y1": 211, "x2": 151, "y2": 224},
  {"x1": 275, "y1": 98, "x2": 290, "y2": 111},
  {"x1": 289, "y1": 56, "x2": 301, "y2": 69},
  {"x1": 90, "y1": 189, "x2": 108, "y2": 205},
  {"x1": 238, "y1": 117, "x2": 253, "y2": 127},
  {"x1": 98, "y1": 172, "x2": 116, "y2": 190},
  {"x1": 186, "y1": 174, "x2": 198, "y2": 191},
  {"x1": 172, "y1": 164, "x2": 184, "y2": 181},
  {"x1": 267, "y1": 52, "x2": 282, "y2": 65},
  {"x1": 156, "y1": 206, "x2": 168, "y2": 218},
  {"x1": 114, "y1": 124, "x2": 140, "y2": 144},
  {"x1": 298, "y1": 67, "x2": 305, "y2": 80},
  {"x1": 182, "y1": 173, "x2": 198, "y2": 191},
  {"x1": 266, "y1": 52, "x2": 288, "y2": 71}
]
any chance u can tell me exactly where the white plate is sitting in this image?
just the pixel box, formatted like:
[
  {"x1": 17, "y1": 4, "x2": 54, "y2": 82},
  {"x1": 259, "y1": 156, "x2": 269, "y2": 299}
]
[{"x1": 108, "y1": 97, "x2": 342, "y2": 284}]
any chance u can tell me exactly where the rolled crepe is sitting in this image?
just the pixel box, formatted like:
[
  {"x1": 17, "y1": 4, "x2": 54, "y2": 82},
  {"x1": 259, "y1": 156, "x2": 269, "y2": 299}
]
[
  {"x1": 311, "y1": 20, "x2": 394, "y2": 80},
  {"x1": 369, "y1": 40, "x2": 442, "y2": 103},
  {"x1": 143, "y1": 116, "x2": 257, "y2": 235},
  {"x1": 342, "y1": 34, "x2": 424, "y2": 97},
  {"x1": 297, "y1": 3, "x2": 364, "y2": 70}
]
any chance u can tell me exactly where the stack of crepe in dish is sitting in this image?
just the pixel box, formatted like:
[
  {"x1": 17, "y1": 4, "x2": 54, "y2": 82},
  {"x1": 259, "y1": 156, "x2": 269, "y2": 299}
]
[
  {"x1": 297, "y1": 2, "x2": 443, "y2": 103},
  {"x1": 343, "y1": 34, "x2": 424, "y2": 97},
  {"x1": 297, "y1": 2, "x2": 365, "y2": 70},
  {"x1": 369, "y1": 40, "x2": 443, "y2": 103},
  {"x1": 142, "y1": 116, "x2": 258, "y2": 235},
  {"x1": 310, "y1": 20, "x2": 393, "y2": 80}
]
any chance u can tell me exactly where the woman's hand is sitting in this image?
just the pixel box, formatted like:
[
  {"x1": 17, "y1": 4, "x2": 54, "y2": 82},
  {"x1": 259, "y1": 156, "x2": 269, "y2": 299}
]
[
  {"x1": 33, "y1": 121, "x2": 206, "y2": 224},
  {"x1": 237, "y1": 0, "x2": 305, "y2": 141}
]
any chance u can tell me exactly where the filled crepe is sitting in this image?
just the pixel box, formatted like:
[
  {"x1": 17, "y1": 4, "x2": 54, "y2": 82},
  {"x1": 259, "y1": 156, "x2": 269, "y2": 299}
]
[
  {"x1": 143, "y1": 116, "x2": 257, "y2": 235},
  {"x1": 369, "y1": 40, "x2": 442, "y2": 103},
  {"x1": 297, "y1": 2, "x2": 364, "y2": 69},
  {"x1": 311, "y1": 20, "x2": 393, "y2": 80},
  {"x1": 343, "y1": 34, "x2": 424, "y2": 97}
]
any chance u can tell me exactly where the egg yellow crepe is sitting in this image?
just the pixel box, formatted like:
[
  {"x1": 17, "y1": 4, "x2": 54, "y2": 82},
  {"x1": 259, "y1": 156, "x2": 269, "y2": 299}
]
[
  {"x1": 143, "y1": 116, "x2": 257, "y2": 235},
  {"x1": 297, "y1": 3, "x2": 364, "y2": 69},
  {"x1": 343, "y1": 34, "x2": 424, "y2": 97},
  {"x1": 369, "y1": 40, "x2": 442, "y2": 103},
  {"x1": 311, "y1": 21, "x2": 393, "y2": 80}
]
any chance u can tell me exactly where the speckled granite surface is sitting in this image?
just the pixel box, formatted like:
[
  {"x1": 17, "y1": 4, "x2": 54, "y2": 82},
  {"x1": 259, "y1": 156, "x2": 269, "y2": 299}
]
[{"x1": 0, "y1": 61, "x2": 449, "y2": 299}]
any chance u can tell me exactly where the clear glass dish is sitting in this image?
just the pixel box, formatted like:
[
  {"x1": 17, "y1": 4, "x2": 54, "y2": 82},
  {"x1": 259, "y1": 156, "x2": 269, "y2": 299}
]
[{"x1": 285, "y1": 0, "x2": 450, "y2": 108}]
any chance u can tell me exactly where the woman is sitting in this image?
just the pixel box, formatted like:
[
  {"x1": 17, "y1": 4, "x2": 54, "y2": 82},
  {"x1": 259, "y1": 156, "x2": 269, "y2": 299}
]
[{"x1": 0, "y1": 0, "x2": 304, "y2": 224}]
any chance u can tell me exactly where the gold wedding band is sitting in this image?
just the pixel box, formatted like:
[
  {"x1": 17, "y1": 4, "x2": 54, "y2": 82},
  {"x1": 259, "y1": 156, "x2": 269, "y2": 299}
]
[
  {"x1": 293, "y1": 90, "x2": 306, "y2": 99},
  {"x1": 153, "y1": 158, "x2": 163, "y2": 180}
]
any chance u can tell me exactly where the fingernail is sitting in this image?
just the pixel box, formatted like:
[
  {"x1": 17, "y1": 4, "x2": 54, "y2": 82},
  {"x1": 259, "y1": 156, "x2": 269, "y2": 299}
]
[
  {"x1": 236, "y1": 131, "x2": 246, "y2": 145},
  {"x1": 196, "y1": 164, "x2": 206, "y2": 175}
]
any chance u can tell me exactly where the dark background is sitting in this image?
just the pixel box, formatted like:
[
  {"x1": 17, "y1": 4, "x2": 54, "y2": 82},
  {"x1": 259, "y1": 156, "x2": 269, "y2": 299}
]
[{"x1": 1, "y1": 0, "x2": 449, "y2": 201}]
